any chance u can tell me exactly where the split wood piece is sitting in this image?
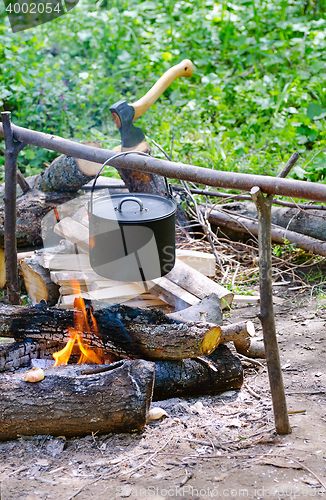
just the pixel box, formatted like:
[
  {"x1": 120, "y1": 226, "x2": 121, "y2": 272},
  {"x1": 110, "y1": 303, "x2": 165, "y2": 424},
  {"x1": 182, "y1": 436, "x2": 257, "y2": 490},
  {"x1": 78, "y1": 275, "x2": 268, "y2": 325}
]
[
  {"x1": 60, "y1": 279, "x2": 138, "y2": 293},
  {"x1": 168, "y1": 293, "x2": 223, "y2": 325},
  {"x1": 41, "y1": 253, "x2": 92, "y2": 271},
  {"x1": 72, "y1": 205, "x2": 89, "y2": 227},
  {"x1": 54, "y1": 217, "x2": 89, "y2": 253},
  {"x1": 207, "y1": 208, "x2": 326, "y2": 258},
  {"x1": 168, "y1": 292, "x2": 255, "y2": 343},
  {"x1": 0, "y1": 189, "x2": 74, "y2": 249},
  {"x1": 149, "y1": 276, "x2": 200, "y2": 311},
  {"x1": 0, "y1": 249, "x2": 40, "y2": 289},
  {"x1": 175, "y1": 249, "x2": 215, "y2": 277},
  {"x1": 0, "y1": 359, "x2": 155, "y2": 440},
  {"x1": 59, "y1": 282, "x2": 147, "y2": 309},
  {"x1": 121, "y1": 296, "x2": 170, "y2": 310},
  {"x1": 0, "y1": 304, "x2": 243, "y2": 361},
  {"x1": 59, "y1": 284, "x2": 91, "y2": 295},
  {"x1": 165, "y1": 259, "x2": 233, "y2": 310},
  {"x1": 50, "y1": 270, "x2": 113, "y2": 285},
  {"x1": 251, "y1": 186, "x2": 291, "y2": 435},
  {"x1": 234, "y1": 338, "x2": 265, "y2": 359},
  {"x1": 20, "y1": 258, "x2": 60, "y2": 306},
  {"x1": 220, "y1": 320, "x2": 256, "y2": 343},
  {"x1": 232, "y1": 294, "x2": 284, "y2": 305},
  {"x1": 153, "y1": 344, "x2": 243, "y2": 400},
  {"x1": 35, "y1": 142, "x2": 103, "y2": 193}
]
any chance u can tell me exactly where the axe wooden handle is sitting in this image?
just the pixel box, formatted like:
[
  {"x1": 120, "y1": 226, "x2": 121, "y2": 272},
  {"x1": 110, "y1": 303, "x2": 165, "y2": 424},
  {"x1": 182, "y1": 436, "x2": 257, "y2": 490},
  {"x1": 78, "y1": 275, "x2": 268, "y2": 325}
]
[{"x1": 131, "y1": 59, "x2": 193, "y2": 121}]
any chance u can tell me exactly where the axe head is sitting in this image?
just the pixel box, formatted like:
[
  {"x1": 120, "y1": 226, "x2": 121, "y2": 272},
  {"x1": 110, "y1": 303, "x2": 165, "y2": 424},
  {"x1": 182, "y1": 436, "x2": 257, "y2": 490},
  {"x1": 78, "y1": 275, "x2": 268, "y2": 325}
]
[{"x1": 110, "y1": 100, "x2": 145, "y2": 149}]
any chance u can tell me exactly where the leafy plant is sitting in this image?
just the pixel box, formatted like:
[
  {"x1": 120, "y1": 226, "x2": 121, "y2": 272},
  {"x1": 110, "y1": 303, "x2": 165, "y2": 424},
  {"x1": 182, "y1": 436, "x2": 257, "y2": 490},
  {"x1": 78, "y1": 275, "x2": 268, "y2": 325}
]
[{"x1": 1, "y1": 0, "x2": 326, "y2": 185}]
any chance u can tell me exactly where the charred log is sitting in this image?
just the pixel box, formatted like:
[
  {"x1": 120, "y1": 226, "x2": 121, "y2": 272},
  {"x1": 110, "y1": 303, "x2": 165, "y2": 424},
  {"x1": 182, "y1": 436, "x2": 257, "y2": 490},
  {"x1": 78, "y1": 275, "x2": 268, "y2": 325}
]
[
  {"x1": 0, "y1": 304, "x2": 253, "y2": 361},
  {"x1": 153, "y1": 344, "x2": 243, "y2": 400}
]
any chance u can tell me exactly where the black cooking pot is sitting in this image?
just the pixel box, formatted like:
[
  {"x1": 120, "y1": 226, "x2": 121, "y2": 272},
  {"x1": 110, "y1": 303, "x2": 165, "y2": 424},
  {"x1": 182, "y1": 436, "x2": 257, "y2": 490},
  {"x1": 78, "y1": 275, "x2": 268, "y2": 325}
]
[{"x1": 87, "y1": 153, "x2": 177, "y2": 282}]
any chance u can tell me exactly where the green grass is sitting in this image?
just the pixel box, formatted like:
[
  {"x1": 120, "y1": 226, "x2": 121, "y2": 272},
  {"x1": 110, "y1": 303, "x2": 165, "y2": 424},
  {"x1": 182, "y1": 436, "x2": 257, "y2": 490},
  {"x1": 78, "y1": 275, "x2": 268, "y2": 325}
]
[{"x1": 1, "y1": 0, "x2": 326, "y2": 185}]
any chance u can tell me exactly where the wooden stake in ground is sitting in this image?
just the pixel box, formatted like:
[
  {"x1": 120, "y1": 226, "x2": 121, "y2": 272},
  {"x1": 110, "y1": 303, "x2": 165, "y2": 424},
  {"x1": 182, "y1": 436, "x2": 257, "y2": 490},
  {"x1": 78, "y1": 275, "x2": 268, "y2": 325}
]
[
  {"x1": 251, "y1": 186, "x2": 291, "y2": 435},
  {"x1": 1, "y1": 111, "x2": 22, "y2": 304}
]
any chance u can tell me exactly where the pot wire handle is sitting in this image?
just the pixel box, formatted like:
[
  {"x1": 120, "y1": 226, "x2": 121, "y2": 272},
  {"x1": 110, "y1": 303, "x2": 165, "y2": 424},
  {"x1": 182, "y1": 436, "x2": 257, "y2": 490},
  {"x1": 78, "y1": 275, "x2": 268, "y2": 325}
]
[
  {"x1": 117, "y1": 197, "x2": 144, "y2": 212},
  {"x1": 90, "y1": 151, "x2": 151, "y2": 215}
]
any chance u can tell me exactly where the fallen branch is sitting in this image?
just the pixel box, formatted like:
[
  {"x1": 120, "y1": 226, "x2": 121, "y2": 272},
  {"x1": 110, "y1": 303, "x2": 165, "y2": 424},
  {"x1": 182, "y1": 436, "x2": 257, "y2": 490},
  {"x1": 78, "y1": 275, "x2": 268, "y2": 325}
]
[{"x1": 207, "y1": 208, "x2": 326, "y2": 257}]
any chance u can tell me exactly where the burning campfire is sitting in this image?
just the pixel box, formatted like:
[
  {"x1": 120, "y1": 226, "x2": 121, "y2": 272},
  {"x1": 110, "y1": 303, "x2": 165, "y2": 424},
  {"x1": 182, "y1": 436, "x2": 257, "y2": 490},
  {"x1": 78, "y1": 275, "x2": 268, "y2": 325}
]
[{"x1": 53, "y1": 281, "x2": 105, "y2": 366}]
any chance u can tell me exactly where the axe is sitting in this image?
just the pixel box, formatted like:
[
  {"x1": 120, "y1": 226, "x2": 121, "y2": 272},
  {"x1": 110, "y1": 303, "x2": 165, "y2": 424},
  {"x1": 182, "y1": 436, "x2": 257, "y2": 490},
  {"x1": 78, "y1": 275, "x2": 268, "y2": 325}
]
[{"x1": 110, "y1": 59, "x2": 193, "y2": 150}]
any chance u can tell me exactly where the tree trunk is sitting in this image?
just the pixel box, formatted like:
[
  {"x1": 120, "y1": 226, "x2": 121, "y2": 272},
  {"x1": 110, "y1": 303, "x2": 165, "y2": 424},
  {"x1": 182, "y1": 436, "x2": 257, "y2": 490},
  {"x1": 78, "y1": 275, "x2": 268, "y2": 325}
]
[
  {"x1": 0, "y1": 359, "x2": 154, "y2": 440},
  {"x1": 153, "y1": 344, "x2": 243, "y2": 400},
  {"x1": 0, "y1": 189, "x2": 74, "y2": 248},
  {"x1": 0, "y1": 304, "x2": 252, "y2": 361}
]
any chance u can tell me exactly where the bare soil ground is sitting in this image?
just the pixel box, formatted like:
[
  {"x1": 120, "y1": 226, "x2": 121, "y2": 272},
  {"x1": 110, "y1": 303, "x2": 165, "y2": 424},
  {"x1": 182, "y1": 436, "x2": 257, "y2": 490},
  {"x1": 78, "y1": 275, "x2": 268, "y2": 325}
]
[{"x1": 1, "y1": 294, "x2": 326, "y2": 500}]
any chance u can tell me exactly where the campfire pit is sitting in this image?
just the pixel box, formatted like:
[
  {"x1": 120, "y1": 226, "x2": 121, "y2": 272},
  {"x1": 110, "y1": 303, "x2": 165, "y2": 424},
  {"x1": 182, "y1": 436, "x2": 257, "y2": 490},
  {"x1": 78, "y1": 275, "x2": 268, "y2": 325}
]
[{"x1": 0, "y1": 296, "x2": 245, "y2": 440}]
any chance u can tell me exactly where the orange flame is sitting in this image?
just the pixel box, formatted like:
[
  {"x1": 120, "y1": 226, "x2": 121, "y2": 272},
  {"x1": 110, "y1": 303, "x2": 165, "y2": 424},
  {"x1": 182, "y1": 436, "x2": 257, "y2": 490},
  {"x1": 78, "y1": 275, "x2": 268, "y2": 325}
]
[{"x1": 53, "y1": 280, "x2": 104, "y2": 366}]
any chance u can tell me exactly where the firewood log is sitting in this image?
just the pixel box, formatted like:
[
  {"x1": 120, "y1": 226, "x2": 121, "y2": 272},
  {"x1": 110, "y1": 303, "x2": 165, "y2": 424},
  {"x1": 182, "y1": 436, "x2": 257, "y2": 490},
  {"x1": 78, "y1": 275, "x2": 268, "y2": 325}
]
[
  {"x1": 35, "y1": 142, "x2": 103, "y2": 193},
  {"x1": 0, "y1": 359, "x2": 155, "y2": 440},
  {"x1": 0, "y1": 190, "x2": 74, "y2": 249},
  {"x1": 0, "y1": 340, "x2": 243, "y2": 406},
  {"x1": 0, "y1": 304, "x2": 221, "y2": 360},
  {"x1": 234, "y1": 337, "x2": 266, "y2": 358},
  {"x1": 153, "y1": 344, "x2": 243, "y2": 400},
  {"x1": 0, "y1": 304, "x2": 252, "y2": 361}
]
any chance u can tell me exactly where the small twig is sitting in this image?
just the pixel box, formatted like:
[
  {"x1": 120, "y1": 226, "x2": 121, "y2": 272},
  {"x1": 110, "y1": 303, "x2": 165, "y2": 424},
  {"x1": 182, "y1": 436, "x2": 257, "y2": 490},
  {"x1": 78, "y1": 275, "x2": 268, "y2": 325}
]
[
  {"x1": 67, "y1": 475, "x2": 105, "y2": 500},
  {"x1": 170, "y1": 131, "x2": 175, "y2": 161},
  {"x1": 237, "y1": 354, "x2": 265, "y2": 368},
  {"x1": 243, "y1": 382, "x2": 261, "y2": 399},
  {"x1": 197, "y1": 356, "x2": 218, "y2": 372},
  {"x1": 122, "y1": 436, "x2": 173, "y2": 477},
  {"x1": 180, "y1": 471, "x2": 193, "y2": 486},
  {"x1": 81, "y1": 360, "x2": 125, "y2": 375},
  {"x1": 151, "y1": 139, "x2": 171, "y2": 161},
  {"x1": 277, "y1": 152, "x2": 300, "y2": 179}
]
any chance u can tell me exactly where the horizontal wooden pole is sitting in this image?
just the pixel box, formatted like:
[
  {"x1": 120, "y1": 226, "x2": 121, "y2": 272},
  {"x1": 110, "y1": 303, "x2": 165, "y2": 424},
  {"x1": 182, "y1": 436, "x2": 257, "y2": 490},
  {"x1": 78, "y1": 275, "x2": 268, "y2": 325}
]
[{"x1": 1, "y1": 122, "x2": 326, "y2": 202}]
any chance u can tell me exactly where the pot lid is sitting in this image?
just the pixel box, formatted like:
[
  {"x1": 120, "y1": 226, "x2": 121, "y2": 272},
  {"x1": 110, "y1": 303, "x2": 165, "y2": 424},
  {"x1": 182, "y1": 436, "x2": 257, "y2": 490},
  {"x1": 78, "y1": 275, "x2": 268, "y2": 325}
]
[{"x1": 89, "y1": 193, "x2": 177, "y2": 222}]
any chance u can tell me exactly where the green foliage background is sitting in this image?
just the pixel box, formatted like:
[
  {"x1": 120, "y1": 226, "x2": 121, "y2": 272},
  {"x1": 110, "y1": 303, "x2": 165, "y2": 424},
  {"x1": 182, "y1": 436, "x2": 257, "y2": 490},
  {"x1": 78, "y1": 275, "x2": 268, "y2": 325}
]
[{"x1": 1, "y1": 0, "x2": 326, "y2": 185}]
